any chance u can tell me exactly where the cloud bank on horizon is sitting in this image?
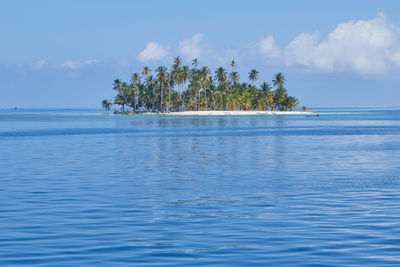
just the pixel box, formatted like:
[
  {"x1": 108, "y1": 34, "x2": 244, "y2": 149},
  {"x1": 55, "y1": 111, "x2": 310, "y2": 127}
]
[
  {"x1": 27, "y1": 14, "x2": 400, "y2": 76},
  {"x1": 137, "y1": 13, "x2": 400, "y2": 74},
  {"x1": 61, "y1": 59, "x2": 100, "y2": 70}
]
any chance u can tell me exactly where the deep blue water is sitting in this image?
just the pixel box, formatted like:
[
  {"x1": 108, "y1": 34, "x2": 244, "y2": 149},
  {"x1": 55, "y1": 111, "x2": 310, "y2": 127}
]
[{"x1": 1, "y1": 108, "x2": 400, "y2": 266}]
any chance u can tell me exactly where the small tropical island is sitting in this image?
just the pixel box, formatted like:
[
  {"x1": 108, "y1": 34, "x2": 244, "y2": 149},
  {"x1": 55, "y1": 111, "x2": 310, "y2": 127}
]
[{"x1": 102, "y1": 57, "x2": 315, "y2": 115}]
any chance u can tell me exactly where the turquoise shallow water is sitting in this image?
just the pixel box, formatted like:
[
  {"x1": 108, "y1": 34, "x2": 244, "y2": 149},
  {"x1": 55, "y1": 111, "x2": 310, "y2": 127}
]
[{"x1": 0, "y1": 108, "x2": 400, "y2": 266}]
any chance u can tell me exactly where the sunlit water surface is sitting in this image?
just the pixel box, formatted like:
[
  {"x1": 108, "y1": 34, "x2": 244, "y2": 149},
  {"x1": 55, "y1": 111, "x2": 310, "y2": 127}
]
[{"x1": 1, "y1": 108, "x2": 400, "y2": 266}]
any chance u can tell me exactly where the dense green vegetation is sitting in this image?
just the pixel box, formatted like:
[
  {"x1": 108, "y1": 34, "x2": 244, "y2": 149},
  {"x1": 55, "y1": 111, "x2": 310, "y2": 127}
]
[{"x1": 102, "y1": 57, "x2": 299, "y2": 113}]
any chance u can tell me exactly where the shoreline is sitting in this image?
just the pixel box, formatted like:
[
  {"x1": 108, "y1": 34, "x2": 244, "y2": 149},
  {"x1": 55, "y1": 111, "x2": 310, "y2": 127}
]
[{"x1": 119, "y1": 110, "x2": 317, "y2": 116}]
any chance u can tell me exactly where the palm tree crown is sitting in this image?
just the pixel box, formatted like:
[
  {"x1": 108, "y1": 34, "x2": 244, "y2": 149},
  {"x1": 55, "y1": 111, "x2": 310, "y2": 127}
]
[
  {"x1": 192, "y1": 58, "x2": 199, "y2": 69},
  {"x1": 229, "y1": 71, "x2": 240, "y2": 85},
  {"x1": 173, "y1": 56, "x2": 182, "y2": 68},
  {"x1": 272, "y1": 72, "x2": 286, "y2": 89},
  {"x1": 261, "y1": 82, "x2": 272, "y2": 92},
  {"x1": 248, "y1": 69, "x2": 259, "y2": 84},
  {"x1": 230, "y1": 60, "x2": 237, "y2": 71},
  {"x1": 215, "y1": 67, "x2": 227, "y2": 85},
  {"x1": 142, "y1": 67, "x2": 151, "y2": 78},
  {"x1": 130, "y1": 73, "x2": 141, "y2": 85}
]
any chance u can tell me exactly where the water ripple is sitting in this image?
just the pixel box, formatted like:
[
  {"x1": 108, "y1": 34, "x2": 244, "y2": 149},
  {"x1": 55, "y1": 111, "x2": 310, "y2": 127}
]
[{"x1": 0, "y1": 109, "x2": 400, "y2": 265}]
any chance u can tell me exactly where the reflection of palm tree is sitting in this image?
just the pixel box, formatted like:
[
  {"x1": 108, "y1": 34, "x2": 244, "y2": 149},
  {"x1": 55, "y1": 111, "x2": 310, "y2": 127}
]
[{"x1": 248, "y1": 69, "x2": 259, "y2": 84}]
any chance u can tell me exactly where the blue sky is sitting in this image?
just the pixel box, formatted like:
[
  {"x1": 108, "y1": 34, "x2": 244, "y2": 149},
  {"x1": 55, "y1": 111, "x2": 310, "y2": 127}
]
[{"x1": 1, "y1": 0, "x2": 400, "y2": 108}]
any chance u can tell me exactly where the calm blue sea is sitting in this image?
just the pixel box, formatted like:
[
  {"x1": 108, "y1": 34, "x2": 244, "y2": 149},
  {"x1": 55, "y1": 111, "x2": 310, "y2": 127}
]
[{"x1": 1, "y1": 108, "x2": 400, "y2": 266}]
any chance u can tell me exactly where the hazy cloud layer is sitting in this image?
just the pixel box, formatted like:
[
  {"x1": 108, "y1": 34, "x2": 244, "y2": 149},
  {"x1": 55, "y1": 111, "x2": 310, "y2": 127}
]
[
  {"x1": 61, "y1": 59, "x2": 99, "y2": 70},
  {"x1": 31, "y1": 60, "x2": 46, "y2": 70}
]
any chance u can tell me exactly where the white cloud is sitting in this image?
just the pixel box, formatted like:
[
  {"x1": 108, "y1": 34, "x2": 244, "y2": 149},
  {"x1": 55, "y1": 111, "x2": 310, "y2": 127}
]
[
  {"x1": 178, "y1": 33, "x2": 204, "y2": 60},
  {"x1": 257, "y1": 35, "x2": 281, "y2": 58},
  {"x1": 138, "y1": 42, "x2": 169, "y2": 62},
  {"x1": 61, "y1": 60, "x2": 81, "y2": 70},
  {"x1": 31, "y1": 60, "x2": 46, "y2": 70},
  {"x1": 284, "y1": 13, "x2": 400, "y2": 73},
  {"x1": 83, "y1": 59, "x2": 99, "y2": 65},
  {"x1": 61, "y1": 59, "x2": 99, "y2": 69}
]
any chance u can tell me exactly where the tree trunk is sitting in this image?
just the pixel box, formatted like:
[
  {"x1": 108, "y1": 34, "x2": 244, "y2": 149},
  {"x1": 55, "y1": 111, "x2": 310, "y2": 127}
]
[
  {"x1": 205, "y1": 87, "x2": 207, "y2": 110},
  {"x1": 161, "y1": 84, "x2": 163, "y2": 112}
]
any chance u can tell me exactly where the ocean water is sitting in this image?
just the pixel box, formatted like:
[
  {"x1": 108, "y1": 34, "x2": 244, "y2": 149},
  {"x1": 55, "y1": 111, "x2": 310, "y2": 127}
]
[{"x1": 0, "y1": 108, "x2": 400, "y2": 266}]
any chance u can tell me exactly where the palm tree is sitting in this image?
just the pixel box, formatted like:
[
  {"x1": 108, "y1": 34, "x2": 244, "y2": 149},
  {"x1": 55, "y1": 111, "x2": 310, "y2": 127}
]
[
  {"x1": 182, "y1": 66, "x2": 190, "y2": 85},
  {"x1": 130, "y1": 73, "x2": 141, "y2": 85},
  {"x1": 215, "y1": 67, "x2": 227, "y2": 85},
  {"x1": 142, "y1": 67, "x2": 151, "y2": 78},
  {"x1": 199, "y1": 66, "x2": 211, "y2": 110},
  {"x1": 272, "y1": 72, "x2": 286, "y2": 89},
  {"x1": 260, "y1": 82, "x2": 272, "y2": 92},
  {"x1": 173, "y1": 56, "x2": 182, "y2": 68},
  {"x1": 156, "y1": 66, "x2": 168, "y2": 112},
  {"x1": 190, "y1": 76, "x2": 202, "y2": 110},
  {"x1": 229, "y1": 71, "x2": 240, "y2": 85},
  {"x1": 120, "y1": 81, "x2": 131, "y2": 111},
  {"x1": 248, "y1": 69, "x2": 259, "y2": 84},
  {"x1": 192, "y1": 58, "x2": 199, "y2": 69},
  {"x1": 172, "y1": 67, "x2": 183, "y2": 110},
  {"x1": 112, "y1": 81, "x2": 130, "y2": 112},
  {"x1": 181, "y1": 65, "x2": 190, "y2": 110},
  {"x1": 167, "y1": 71, "x2": 175, "y2": 110},
  {"x1": 241, "y1": 89, "x2": 253, "y2": 110},
  {"x1": 101, "y1": 99, "x2": 112, "y2": 112},
  {"x1": 114, "y1": 94, "x2": 125, "y2": 112},
  {"x1": 230, "y1": 60, "x2": 237, "y2": 72},
  {"x1": 284, "y1": 96, "x2": 299, "y2": 111},
  {"x1": 273, "y1": 87, "x2": 288, "y2": 110},
  {"x1": 113, "y1": 79, "x2": 122, "y2": 93}
]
